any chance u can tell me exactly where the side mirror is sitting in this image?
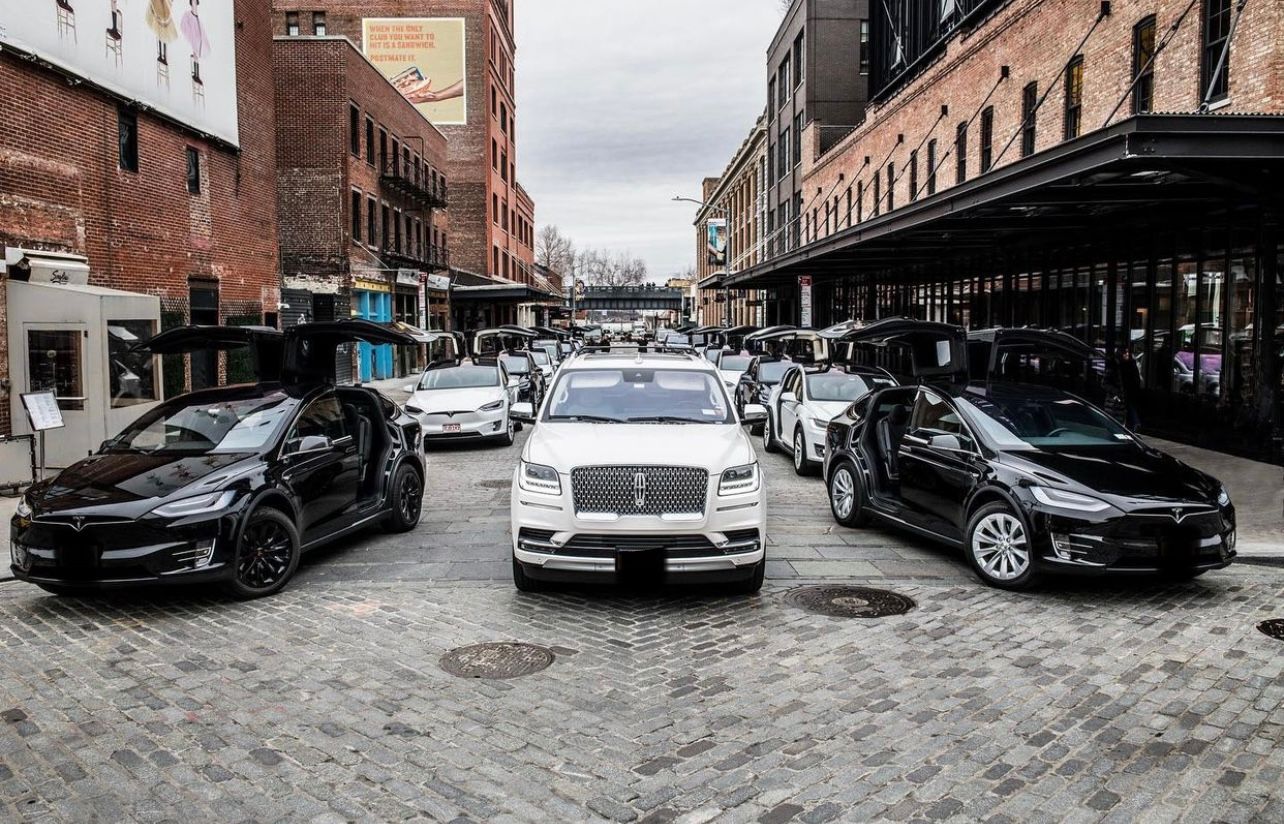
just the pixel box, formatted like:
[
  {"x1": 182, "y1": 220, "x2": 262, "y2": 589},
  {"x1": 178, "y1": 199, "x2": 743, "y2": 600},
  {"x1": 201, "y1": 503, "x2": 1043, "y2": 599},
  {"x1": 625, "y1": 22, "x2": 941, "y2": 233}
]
[
  {"x1": 402, "y1": 384, "x2": 416, "y2": 393},
  {"x1": 508, "y1": 377, "x2": 521, "y2": 389},
  {"x1": 511, "y1": 402, "x2": 535, "y2": 422},
  {"x1": 742, "y1": 403, "x2": 768, "y2": 425},
  {"x1": 927, "y1": 433, "x2": 973, "y2": 453},
  {"x1": 780, "y1": 392, "x2": 798, "y2": 405},
  {"x1": 287, "y1": 435, "x2": 333, "y2": 455},
  {"x1": 99, "y1": 439, "x2": 116, "y2": 453}
]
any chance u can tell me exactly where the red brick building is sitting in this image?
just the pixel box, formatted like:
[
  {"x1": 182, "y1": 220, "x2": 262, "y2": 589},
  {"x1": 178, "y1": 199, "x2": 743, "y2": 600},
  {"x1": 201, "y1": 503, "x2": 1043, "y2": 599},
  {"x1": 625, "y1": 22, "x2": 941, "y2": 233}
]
[
  {"x1": 729, "y1": 0, "x2": 1284, "y2": 458},
  {"x1": 273, "y1": 35, "x2": 450, "y2": 383},
  {"x1": 270, "y1": 1, "x2": 555, "y2": 330},
  {"x1": 0, "y1": 0, "x2": 279, "y2": 466}
]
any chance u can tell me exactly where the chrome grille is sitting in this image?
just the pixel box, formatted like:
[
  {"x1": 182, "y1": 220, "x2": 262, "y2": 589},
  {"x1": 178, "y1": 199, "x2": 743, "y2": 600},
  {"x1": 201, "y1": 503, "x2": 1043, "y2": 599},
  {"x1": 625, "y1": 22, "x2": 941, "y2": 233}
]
[{"x1": 571, "y1": 466, "x2": 708, "y2": 517}]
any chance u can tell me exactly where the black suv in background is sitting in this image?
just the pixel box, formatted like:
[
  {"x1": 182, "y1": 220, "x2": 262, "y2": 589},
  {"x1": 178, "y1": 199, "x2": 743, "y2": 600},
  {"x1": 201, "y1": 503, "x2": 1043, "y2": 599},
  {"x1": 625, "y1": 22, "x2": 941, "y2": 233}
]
[
  {"x1": 821, "y1": 319, "x2": 1235, "y2": 590},
  {"x1": 11, "y1": 321, "x2": 426, "y2": 600}
]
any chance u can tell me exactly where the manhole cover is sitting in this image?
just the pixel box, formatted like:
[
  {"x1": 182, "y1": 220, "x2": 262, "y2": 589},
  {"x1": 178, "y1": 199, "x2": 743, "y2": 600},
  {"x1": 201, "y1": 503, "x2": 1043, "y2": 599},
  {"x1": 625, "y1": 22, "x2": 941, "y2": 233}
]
[
  {"x1": 439, "y1": 643, "x2": 554, "y2": 679},
  {"x1": 1257, "y1": 619, "x2": 1284, "y2": 641},
  {"x1": 478, "y1": 479, "x2": 511, "y2": 490},
  {"x1": 784, "y1": 585, "x2": 915, "y2": 618}
]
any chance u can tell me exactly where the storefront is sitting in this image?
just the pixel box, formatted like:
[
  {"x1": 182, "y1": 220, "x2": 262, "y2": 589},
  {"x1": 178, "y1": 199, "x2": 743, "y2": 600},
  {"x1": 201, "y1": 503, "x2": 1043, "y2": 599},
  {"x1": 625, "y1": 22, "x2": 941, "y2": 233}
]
[
  {"x1": 353, "y1": 278, "x2": 393, "y2": 382},
  {"x1": 729, "y1": 116, "x2": 1284, "y2": 461},
  {"x1": 4, "y1": 248, "x2": 161, "y2": 469}
]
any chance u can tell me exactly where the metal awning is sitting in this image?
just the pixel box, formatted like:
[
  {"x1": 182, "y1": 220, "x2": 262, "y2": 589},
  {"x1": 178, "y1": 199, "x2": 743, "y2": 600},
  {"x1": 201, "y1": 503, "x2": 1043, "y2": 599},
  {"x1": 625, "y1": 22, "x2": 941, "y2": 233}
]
[{"x1": 727, "y1": 114, "x2": 1284, "y2": 288}]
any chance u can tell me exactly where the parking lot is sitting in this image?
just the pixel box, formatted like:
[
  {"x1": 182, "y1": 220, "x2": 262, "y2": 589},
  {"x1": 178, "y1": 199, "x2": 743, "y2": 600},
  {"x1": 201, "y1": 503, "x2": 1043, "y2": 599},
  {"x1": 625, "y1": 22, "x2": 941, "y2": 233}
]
[{"x1": 3, "y1": 429, "x2": 1284, "y2": 823}]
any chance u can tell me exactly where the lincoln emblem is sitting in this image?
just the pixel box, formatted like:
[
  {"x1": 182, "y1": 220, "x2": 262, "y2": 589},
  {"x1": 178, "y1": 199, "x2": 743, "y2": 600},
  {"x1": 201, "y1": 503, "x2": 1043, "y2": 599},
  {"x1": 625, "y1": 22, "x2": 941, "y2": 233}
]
[{"x1": 634, "y1": 472, "x2": 647, "y2": 509}]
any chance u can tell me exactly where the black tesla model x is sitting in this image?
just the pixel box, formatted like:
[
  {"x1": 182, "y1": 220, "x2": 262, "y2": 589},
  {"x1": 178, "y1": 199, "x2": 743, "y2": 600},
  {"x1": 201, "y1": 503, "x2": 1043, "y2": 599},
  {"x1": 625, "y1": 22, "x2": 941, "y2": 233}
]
[
  {"x1": 821, "y1": 319, "x2": 1235, "y2": 590},
  {"x1": 10, "y1": 320, "x2": 426, "y2": 599}
]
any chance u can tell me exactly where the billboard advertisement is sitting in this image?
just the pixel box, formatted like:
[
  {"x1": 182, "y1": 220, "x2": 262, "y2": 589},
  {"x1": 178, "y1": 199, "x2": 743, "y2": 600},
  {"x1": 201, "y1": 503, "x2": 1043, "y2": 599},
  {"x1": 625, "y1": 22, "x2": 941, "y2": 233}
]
[
  {"x1": 0, "y1": 0, "x2": 240, "y2": 146},
  {"x1": 362, "y1": 18, "x2": 467, "y2": 126},
  {"x1": 706, "y1": 218, "x2": 728, "y2": 268}
]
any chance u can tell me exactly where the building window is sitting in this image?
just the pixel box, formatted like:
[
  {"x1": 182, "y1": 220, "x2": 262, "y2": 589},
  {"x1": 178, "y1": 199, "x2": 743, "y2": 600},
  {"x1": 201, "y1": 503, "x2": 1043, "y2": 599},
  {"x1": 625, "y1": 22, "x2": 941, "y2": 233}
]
[
  {"x1": 856, "y1": 181, "x2": 863, "y2": 223},
  {"x1": 778, "y1": 128, "x2": 789, "y2": 178},
  {"x1": 501, "y1": 102, "x2": 508, "y2": 134},
  {"x1": 793, "y1": 30, "x2": 804, "y2": 85},
  {"x1": 185, "y1": 147, "x2": 200, "y2": 194},
  {"x1": 285, "y1": 12, "x2": 299, "y2": 36},
  {"x1": 768, "y1": 79, "x2": 777, "y2": 120},
  {"x1": 1064, "y1": 56, "x2": 1084, "y2": 140},
  {"x1": 886, "y1": 163, "x2": 894, "y2": 211},
  {"x1": 312, "y1": 12, "x2": 326, "y2": 36},
  {"x1": 378, "y1": 128, "x2": 388, "y2": 171},
  {"x1": 845, "y1": 188, "x2": 852, "y2": 227},
  {"x1": 909, "y1": 149, "x2": 919, "y2": 200},
  {"x1": 1133, "y1": 16, "x2": 1157, "y2": 114},
  {"x1": 778, "y1": 56, "x2": 791, "y2": 107},
  {"x1": 493, "y1": 247, "x2": 500, "y2": 275},
  {"x1": 1202, "y1": 0, "x2": 1233, "y2": 104},
  {"x1": 381, "y1": 205, "x2": 390, "y2": 249},
  {"x1": 493, "y1": 194, "x2": 499, "y2": 224},
  {"x1": 872, "y1": 172, "x2": 881, "y2": 218},
  {"x1": 349, "y1": 104, "x2": 360, "y2": 156},
  {"x1": 792, "y1": 113, "x2": 802, "y2": 166},
  {"x1": 979, "y1": 107, "x2": 994, "y2": 172},
  {"x1": 365, "y1": 117, "x2": 374, "y2": 164},
  {"x1": 350, "y1": 190, "x2": 363, "y2": 242},
  {"x1": 926, "y1": 139, "x2": 937, "y2": 195},
  {"x1": 955, "y1": 121, "x2": 968, "y2": 184},
  {"x1": 367, "y1": 196, "x2": 376, "y2": 245},
  {"x1": 1021, "y1": 82, "x2": 1038, "y2": 157},
  {"x1": 117, "y1": 106, "x2": 138, "y2": 172},
  {"x1": 859, "y1": 20, "x2": 870, "y2": 75},
  {"x1": 501, "y1": 151, "x2": 508, "y2": 181}
]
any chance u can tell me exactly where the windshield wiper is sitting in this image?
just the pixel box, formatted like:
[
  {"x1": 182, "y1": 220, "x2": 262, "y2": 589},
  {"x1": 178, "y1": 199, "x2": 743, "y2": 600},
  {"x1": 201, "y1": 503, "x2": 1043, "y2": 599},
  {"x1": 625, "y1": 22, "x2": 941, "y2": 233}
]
[
  {"x1": 624, "y1": 416, "x2": 706, "y2": 424},
  {"x1": 548, "y1": 414, "x2": 625, "y2": 423}
]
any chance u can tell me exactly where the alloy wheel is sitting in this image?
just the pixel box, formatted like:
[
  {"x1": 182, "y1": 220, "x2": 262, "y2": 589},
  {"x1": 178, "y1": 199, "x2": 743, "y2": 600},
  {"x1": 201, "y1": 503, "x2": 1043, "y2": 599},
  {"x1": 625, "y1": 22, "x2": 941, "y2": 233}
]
[
  {"x1": 971, "y1": 513, "x2": 1030, "y2": 581},
  {"x1": 763, "y1": 414, "x2": 772, "y2": 450},
  {"x1": 398, "y1": 470, "x2": 423, "y2": 524},
  {"x1": 831, "y1": 467, "x2": 855, "y2": 520},
  {"x1": 794, "y1": 430, "x2": 804, "y2": 470},
  {"x1": 237, "y1": 520, "x2": 294, "y2": 590}
]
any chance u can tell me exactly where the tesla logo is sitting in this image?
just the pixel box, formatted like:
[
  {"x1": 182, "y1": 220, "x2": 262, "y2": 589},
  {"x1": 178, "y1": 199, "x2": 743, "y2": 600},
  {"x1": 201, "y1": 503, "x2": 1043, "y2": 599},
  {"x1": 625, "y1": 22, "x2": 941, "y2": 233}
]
[
  {"x1": 634, "y1": 472, "x2": 647, "y2": 508},
  {"x1": 71, "y1": 516, "x2": 86, "y2": 532},
  {"x1": 1172, "y1": 508, "x2": 1186, "y2": 523}
]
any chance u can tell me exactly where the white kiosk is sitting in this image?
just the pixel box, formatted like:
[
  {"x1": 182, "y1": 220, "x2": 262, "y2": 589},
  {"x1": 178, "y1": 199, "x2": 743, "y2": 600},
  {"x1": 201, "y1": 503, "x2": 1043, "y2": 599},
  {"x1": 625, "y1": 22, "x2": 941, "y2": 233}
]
[{"x1": 5, "y1": 248, "x2": 162, "y2": 469}]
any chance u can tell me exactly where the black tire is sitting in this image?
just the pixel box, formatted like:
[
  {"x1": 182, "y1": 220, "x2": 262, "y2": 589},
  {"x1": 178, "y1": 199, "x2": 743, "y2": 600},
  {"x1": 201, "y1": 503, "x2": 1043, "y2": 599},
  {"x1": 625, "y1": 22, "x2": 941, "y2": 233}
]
[
  {"x1": 512, "y1": 555, "x2": 545, "y2": 593},
  {"x1": 964, "y1": 502, "x2": 1039, "y2": 591},
  {"x1": 493, "y1": 415, "x2": 516, "y2": 446},
  {"x1": 827, "y1": 460, "x2": 870, "y2": 527},
  {"x1": 223, "y1": 508, "x2": 301, "y2": 600},
  {"x1": 384, "y1": 464, "x2": 424, "y2": 534},
  {"x1": 729, "y1": 561, "x2": 765, "y2": 595},
  {"x1": 762, "y1": 411, "x2": 778, "y2": 453},
  {"x1": 792, "y1": 427, "x2": 816, "y2": 476}
]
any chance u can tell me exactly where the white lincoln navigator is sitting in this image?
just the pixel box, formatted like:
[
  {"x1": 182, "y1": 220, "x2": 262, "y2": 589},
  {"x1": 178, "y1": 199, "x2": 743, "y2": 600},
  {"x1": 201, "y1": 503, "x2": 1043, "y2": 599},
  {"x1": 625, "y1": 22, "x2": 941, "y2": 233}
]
[{"x1": 509, "y1": 348, "x2": 768, "y2": 593}]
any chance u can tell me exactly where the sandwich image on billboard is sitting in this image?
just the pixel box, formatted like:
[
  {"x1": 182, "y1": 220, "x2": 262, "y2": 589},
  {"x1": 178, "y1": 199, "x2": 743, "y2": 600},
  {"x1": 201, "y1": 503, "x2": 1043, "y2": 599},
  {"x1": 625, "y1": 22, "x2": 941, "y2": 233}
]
[
  {"x1": 363, "y1": 17, "x2": 467, "y2": 126},
  {"x1": 706, "y1": 218, "x2": 728, "y2": 267}
]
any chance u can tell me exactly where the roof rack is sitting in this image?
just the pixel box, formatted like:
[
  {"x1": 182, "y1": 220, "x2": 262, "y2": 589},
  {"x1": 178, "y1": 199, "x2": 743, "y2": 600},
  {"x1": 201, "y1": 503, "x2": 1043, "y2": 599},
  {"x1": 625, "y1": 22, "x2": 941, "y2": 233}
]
[{"x1": 574, "y1": 343, "x2": 699, "y2": 358}]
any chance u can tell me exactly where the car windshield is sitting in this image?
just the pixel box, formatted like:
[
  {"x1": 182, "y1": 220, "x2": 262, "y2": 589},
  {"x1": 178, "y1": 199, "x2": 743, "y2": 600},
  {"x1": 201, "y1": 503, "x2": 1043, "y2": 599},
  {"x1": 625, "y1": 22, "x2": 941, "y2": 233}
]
[
  {"x1": 530, "y1": 350, "x2": 551, "y2": 367},
  {"x1": 720, "y1": 356, "x2": 752, "y2": 372},
  {"x1": 501, "y1": 354, "x2": 531, "y2": 375},
  {"x1": 959, "y1": 392, "x2": 1134, "y2": 449},
  {"x1": 110, "y1": 392, "x2": 294, "y2": 453},
  {"x1": 758, "y1": 361, "x2": 790, "y2": 384},
  {"x1": 665, "y1": 333, "x2": 690, "y2": 345},
  {"x1": 417, "y1": 366, "x2": 499, "y2": 390},
  {"x1": 545, "y1": 368, "x2": 733, "y2": 424},
  {"x1": 807, "y1": 372, "x2": 874, "y2": 402}
]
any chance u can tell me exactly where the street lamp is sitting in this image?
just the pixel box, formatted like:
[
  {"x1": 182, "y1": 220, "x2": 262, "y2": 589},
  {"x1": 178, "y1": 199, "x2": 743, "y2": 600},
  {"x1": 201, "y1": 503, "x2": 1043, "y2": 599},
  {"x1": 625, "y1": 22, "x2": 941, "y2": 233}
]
[{"x1": 673, "y1": 195, "x2": 733, "y2": 327}]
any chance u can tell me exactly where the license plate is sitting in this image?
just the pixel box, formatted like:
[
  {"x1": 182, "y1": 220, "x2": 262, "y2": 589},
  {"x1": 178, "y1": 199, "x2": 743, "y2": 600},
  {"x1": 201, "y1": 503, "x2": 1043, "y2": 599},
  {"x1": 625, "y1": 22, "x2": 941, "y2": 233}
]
[{"x1": 442, "y1": 423, "x2": 461, "y2": 434}]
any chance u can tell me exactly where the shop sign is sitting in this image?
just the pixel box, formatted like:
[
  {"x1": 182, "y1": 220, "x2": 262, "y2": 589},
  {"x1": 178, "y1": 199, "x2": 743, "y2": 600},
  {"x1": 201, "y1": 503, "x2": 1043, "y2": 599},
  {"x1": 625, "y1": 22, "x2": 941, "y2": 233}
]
[
  {"x1": 396, "y1": 268, "x2": 421, "y2": 287},
  {"x1": 799, "y1": 276, "x2": 813, "y2": 327},
  {"x1": 426, "y1": 274, "x2": 451, "y2": 292}
]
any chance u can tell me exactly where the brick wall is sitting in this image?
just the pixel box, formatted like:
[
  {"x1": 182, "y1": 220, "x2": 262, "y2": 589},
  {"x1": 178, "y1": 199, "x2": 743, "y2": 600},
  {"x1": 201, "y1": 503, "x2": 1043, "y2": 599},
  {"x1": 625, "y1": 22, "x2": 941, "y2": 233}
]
[
  {"x1": 0, "y1": 0, "x2": 280, "y2": 431},
  {"x1": 270, "y1": 1, "x2": 533, "y2": 281},
  {"x1": 801, "y1": 0, "x2": 1284, "y2": 245}
]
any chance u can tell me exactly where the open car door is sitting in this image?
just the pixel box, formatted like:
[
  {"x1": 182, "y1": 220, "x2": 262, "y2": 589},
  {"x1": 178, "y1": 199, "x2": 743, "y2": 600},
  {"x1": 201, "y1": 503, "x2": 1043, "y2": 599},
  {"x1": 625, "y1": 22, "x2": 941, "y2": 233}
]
[
  {"x1": 723, "y1": 325, "x2": 759, "y2": 351},
  {"x1": 135, "y1": 325, "x2": 287, "y2": 383},
  {"x1": 745, "y1": 325, "x2": 827, "y2": 364},
  {"x1": 473, "y1": 326, "x2": 538, "y2": 357},
  {"x1": 968, "y1": 327, "x2": 1108, "y2": 402},
  {"x1": 838, "y1": 318, "x2": 967, "y2": 384},
  {"x1": 284, "y1": 319, "x2": 417, "y2": 384}
]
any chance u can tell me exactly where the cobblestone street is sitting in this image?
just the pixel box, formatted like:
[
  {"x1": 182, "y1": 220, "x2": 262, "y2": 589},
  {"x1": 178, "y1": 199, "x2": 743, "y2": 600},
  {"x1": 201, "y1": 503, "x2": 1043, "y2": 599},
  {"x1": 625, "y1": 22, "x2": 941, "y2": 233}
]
[{"x1": 3, "y1": 435, "x2": 1284, "y2": 823}]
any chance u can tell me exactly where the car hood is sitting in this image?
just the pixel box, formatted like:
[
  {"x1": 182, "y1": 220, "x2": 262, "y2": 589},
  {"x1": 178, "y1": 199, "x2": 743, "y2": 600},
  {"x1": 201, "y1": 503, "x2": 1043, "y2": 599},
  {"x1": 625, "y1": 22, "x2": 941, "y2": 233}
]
[
  {"x1": 410, "y1": 387, "x2": 504, "y2": 414},
  {"x1": 525, "y1": 423, "x2": 755, "y2": 473},
  {"x1": 1000, "y1": 445, "x2": 1221, "y2": 505},
  {"x1": 25, "y1": 451, "x2": 259, "y2": 517}
]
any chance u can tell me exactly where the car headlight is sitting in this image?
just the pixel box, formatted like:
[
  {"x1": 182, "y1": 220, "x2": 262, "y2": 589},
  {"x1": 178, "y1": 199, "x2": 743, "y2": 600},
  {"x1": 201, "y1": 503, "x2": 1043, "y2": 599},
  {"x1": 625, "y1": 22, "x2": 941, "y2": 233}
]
[
  {"x1": 149, "y1": 490, "x2": 237, "y2": 519},
  {"x1": 518, "y1": 461, "x2": 562, "y2": 495},
  {"x1": 479, "y1": 399, "x2": 504, "y2": 412},
  {"x1": 806, "y1": 417, "x2": 828, "y2": 430},
  {"x1": 15, "y1": 496, "x2": 33, "y2": 520},
  {"x1": 1217, "y1": 485, "x2": 1231, "y2": 508},
  {"x1": 1030, "y1": 486, "x2": 1111, "y2": 513},
  {"x1": 405, "y1": 403, "x2": 424, "y2": 416},
  {"x1": 719, "y1": 463, "x2": 760, "y2": 496}
]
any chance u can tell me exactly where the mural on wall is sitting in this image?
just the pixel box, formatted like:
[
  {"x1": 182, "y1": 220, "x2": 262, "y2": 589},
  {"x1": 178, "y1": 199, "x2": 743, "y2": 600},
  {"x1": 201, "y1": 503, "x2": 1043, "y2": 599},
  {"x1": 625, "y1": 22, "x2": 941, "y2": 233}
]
[
  {"x1": 362, "y1": 17, "x2": 467, "y2": 126},
  {"x1": 2, "y1": 0, "x2": 240, "y2": 144}
]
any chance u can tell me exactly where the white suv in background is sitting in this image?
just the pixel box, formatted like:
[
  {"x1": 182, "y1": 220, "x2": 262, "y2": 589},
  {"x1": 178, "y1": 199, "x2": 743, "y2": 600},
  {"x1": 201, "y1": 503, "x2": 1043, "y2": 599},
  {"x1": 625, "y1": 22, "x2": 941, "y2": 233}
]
[{"x1": 510, "y1": 349, "x2": 768, "y2": 593}]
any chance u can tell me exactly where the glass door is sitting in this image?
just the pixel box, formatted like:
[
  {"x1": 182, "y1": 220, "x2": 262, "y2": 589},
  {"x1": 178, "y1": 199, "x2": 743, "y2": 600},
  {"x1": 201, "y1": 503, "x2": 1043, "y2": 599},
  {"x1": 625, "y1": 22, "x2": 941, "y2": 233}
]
[{"x1": 25, "y1": 324, "x2": 91, "y2": 469}]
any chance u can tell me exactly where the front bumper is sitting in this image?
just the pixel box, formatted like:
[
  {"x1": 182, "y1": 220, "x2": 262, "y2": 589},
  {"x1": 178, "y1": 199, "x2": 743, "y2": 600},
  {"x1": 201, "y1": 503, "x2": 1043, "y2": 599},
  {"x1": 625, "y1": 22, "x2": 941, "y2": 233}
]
[
  {"x1": 10, "y1": 512, "x2": 241, "y2": 589},
  {"x1": 1027, "y1": 506, "x2": 1237, "y2": 575},
  {"x1": 511, "y1": 471, "x2": 766, "y2": 585},
  {"x1": 419, "y1": 408, "x2": 507, "y2": 440}
]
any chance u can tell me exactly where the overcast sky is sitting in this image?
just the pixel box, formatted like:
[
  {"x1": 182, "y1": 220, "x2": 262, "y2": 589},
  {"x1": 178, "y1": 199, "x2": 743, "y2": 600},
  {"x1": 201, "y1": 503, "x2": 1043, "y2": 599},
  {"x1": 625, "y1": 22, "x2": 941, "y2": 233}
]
[{"x1": 516, "y1": 0, "x2": 783, "y2": 282}]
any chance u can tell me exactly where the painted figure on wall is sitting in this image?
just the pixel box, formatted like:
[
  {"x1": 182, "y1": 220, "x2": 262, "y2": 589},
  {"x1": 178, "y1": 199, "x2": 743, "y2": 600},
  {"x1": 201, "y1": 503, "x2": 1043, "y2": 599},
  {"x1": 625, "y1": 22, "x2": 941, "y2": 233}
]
[
  {"x1": 145, "y1": 0, "x2": 177, "y2": 66},
  {"x1": 180, "y1": 0, "x2": 210, "y2": 82}
]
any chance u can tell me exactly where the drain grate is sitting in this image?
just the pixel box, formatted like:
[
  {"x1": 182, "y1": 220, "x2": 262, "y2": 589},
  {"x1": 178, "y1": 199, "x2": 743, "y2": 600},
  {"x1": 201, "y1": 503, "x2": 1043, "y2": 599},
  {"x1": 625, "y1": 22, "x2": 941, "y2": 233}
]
[
  {"x1": 478, "y1": 479, "x2": 512, "y2": 490},
  {"x1": 1257, "y1": 619, "x2": 1284, "y2": 642},
  {"x1": 784, "y1": 585, "x2": 916, "y2": 618},
  {"x1": 439, "y1": 643, "x2": 554, "y2": 679}
]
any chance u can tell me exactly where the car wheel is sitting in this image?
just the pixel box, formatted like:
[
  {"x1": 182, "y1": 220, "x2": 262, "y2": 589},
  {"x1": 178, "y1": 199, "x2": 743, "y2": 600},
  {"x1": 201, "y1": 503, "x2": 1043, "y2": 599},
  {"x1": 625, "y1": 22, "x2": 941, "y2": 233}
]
[
  {"x1": 496, "y1": 416, "x2": 516, "y2": 446},
  {"x1": 383, "y1": 464, "x2": 424, "y2": 533},
  {"x1": 828, "y1": 460, "x2": 869, "y2": 527},
  {"x1": 729, "y1": 560, "x2": 765, "y2": 595},
  {"x1": 792, "y1": 427, "x2": 815, "y2": 476},
  {"x1": 762, "y1": 412, "x2": 778, "y2": 453},
  {"x1": 223, "y1": 508, "x2": 301, "y2": 600},
  {"x1": 512, "y1": 555, "x2": 545, "y2": 593},
  {"x1": 965, "y1": 502, "x2": 1039, "y2": 590}
]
